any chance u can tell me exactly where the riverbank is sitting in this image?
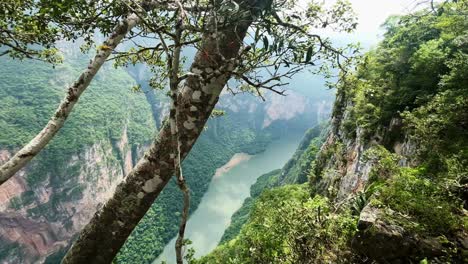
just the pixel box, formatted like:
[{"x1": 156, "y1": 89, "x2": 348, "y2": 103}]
[
  {"x1": 214, "y1": 153, "x2": 251, "y2": 178},
  {"x1": 154, "y1": 133, "x2": 304, "y2": 264}
]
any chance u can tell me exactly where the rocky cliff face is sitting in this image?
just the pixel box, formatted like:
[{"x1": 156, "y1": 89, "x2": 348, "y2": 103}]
[
  {"x1": 0, "y1": 126, "x2": 135, "y2": 263},
  {"x1": 310, "y1": 89, "x2": 467, "y2": 263},
  {"x1": 312, "y1": 88, "x2": 413, "y2": 200},
  {"x1": 217, "y1": 90, "x2": 329, "y2": 134}
]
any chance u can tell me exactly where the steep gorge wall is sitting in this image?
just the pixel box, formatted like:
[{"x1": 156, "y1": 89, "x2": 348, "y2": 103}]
[
  {"x1": 311, "y1": 90, "x2": 416, "y2": 200},
  {"x1": 308, "y1": 86, "x2": 467, "y2": 262},
  {"x1": 0, "y1": 53, "x2": 155, "y2": 263},
  {"x1": 204, "y1": 6, "x2": 468, "y2": 262},
  {"x1": 212, "y1": 85, "x2": 466, "y2": 263},
  {"x1": 0, "y1": 126, "x2": 135, "y2": 263}
]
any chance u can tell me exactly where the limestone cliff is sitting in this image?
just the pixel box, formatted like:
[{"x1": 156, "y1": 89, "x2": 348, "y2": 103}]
[
  {"x1": 311, "y1": 89, "x2": 417, "y2": 200},
  {"x1": 308, "y1": 87, "x2": 467, "y2": 263},
  {"x1": 0, "y1": 126, "x2": 135, "y2": 263}
]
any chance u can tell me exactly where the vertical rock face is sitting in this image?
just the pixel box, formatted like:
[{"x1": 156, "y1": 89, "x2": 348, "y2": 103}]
[
  {"x1": 0, "y1": 176, "x2": 26, "y2": 212},
  {"x1": 125, "y1": 64, "x2": 166, "y2": 127},
  {"x1": 261, "y1": 92, "x2": 308, "y2": 128},
  {"x1": 312, "y1": 90, "x2": 416, "y2": 201},
  {"x1": 309, "y1": 88, "x2": 467, "y2": 262},
  {"x1": 0, "y1": 126, "x2": 134, "y2": 263},
  {"x1": 217, "y1": 90, "x2": 330, "y2": 133}
]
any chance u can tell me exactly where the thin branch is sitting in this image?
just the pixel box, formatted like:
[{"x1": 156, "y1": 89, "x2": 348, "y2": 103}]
[
  {"x1": 106, "y1": 45, "x2": 163, "y2": 62},
  {"x1": 167, "y1": 2, "x2": 191, "y2": 263}
]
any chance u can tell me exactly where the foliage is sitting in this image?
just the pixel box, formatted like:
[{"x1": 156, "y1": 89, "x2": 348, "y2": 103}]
[
  {"x1": 329, "y1": 3, "x2": 468, "y2": 240},
  {"x1": 309, "y1": 139, "x2": 345, "y2": 191},
  {"x1": 198, "y1": 185, "x2": 357, "y2": 264},
  {"x1": 362, "y1": 145, "x2": 400, "y2": 182},
  {"x1": 372, "y1": 166, "x2": 466, "y2": 235},
  {"x1": 280, "y1": 125, "x2": 325, "y2": 184},
  {"x1": 0, "y1": 0, "x2": 129, "y2": 62},
  {"x1": 0, "y1": 53, "x2": 155, "y2": 205},
  {"x1": 336, "y1": 1, "x2": 468, "y2": 141},
  {"x1": 402, "y1": 88, "x2": 468, "y2": 169},
  {"x1": 0, "y1": 238, "x2": 23, "y2": 263},
  {"x1": 0, "y1": 55, "x2": 155, "y2": 152}
]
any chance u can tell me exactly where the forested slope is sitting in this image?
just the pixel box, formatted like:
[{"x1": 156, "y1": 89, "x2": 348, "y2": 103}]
[
  {"x1": 219, "y1": 125, "x2": 325, "y2": 244},
  {"x1": 200, "y1": 3, "x2": 468, "y2": 263},
  {"x1": 0, "y1": 43, "x2": 329, "y2": 263},
  {"x1": 0, "y1": 53, "x2": 155, "y2": 263}
]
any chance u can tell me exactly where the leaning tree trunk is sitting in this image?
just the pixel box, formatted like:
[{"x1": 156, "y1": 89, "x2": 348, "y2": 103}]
[{"x1": 62, "y1": 1, "x2": 269, "y2": 263}]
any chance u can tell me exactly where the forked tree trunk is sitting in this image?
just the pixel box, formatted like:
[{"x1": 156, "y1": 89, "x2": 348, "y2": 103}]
[{"x1": 62, "y1": 1, "x2": 269, "y2": 263}]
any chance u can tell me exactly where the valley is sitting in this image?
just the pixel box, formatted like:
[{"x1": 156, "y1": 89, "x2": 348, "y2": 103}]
[
  {"x1": 0, "y1": 1, "x2": 466, "y2": 263},
  {"x1": 155, "y1": 133, "x2": 304, "y2": 263}
]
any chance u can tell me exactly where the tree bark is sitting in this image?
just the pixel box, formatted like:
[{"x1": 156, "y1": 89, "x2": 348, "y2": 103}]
[
  {"x1": 0, "y1": 14, "x2": 140, "y2": 186},
  {"x1": 62, "y1": 1, "x2": 268, "y2": 263}
]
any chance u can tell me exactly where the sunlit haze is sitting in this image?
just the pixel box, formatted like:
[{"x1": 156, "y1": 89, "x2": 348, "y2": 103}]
[{"x1": 327, "y1": 0, "x2": 421, "y2": 47}]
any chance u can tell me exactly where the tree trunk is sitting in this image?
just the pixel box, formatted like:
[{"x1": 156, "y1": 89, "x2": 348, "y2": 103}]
[{"x1": 62, "y1": 1, "x2": 268, "y2": 263}]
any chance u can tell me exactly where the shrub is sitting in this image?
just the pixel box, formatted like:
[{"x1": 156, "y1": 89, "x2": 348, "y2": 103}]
[{"x1": 375, "y1": 167, "x2": 463, "y2": 235}]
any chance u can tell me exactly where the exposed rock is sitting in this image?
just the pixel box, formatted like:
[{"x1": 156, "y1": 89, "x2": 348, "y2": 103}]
[
  {"x1": 0, "y1": 129, "x2": 133, "y2": 262},
  {"x1": 311, "y1": 91, "x2": 465, "y2": 263},
  {"x1": 356, "y1": 204, "x2": 379, "y2": 230},
  {"x1": 262, "y1": 92, "x2": 307, "y2": 128},
  {"x1": 217, "y1": 91, "x2": 330, "y2": 130},
  {"x1": 0, "y1": 176, "x2": 26, "y2": 211},
  {"x1": 0, "y1": 213, "x2": 64, "y2": 263},
  {"x1": 352, "y1": 205, "x2": 445, "y2": 263},
  {"x1": 117, "y1": 125, "x2": 134, "y2": 175}
]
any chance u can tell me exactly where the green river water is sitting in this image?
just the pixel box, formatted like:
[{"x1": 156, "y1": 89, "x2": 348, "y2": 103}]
[{"x1": 154, "y1": 133, "x2": 304, "y2": 263}]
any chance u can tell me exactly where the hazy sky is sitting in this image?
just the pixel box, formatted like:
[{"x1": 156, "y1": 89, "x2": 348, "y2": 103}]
[
  {"x1": 292, "y1": 0, "x2": 429, "y2": 49},
  {"x1": 346, "y1": 0, "x2": 419, "y2": 47},
  {"x1": 287, "y1": 0, "x2": 424, "y2": 97}
]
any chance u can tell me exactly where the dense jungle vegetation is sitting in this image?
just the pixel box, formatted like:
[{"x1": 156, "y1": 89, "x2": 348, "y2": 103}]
[
  {"x1": 1, "y1": 1, "x2": 467, "y2": 263},
  {"x1": 0, "y1": 54, "x2": 155, "y2": 207},
  {"x1": 197, "y1": 2, "x2": 468, "y2": 263}
]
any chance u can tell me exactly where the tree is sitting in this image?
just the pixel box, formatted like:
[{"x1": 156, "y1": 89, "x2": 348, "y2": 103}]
[
  {"x1": 0, "y1": 0, "x2": 164, "y2": 184},
  {"x1": 1, "y1": 0, "x2": 357, "y2": 263}
]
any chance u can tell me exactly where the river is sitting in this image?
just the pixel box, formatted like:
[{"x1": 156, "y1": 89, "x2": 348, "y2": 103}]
[{"x1": 154, "y1": 133, "x2": 304, "y2": 263}]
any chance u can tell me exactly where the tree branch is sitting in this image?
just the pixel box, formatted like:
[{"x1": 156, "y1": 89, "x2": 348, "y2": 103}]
[{"x1": 0, "y1": 13, "x2": 141, "y2": 186}]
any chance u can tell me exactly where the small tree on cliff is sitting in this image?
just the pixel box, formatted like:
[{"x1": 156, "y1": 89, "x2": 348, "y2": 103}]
[{"x1": 0, "y1": 0, "x2": 357, "y2": 263}]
